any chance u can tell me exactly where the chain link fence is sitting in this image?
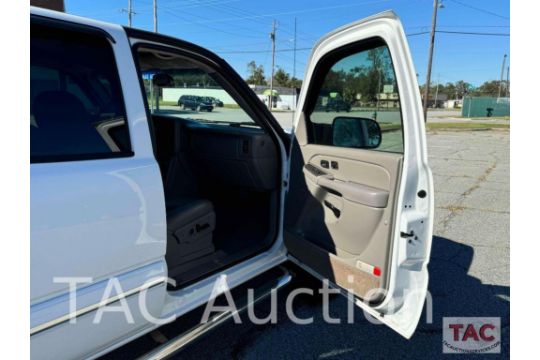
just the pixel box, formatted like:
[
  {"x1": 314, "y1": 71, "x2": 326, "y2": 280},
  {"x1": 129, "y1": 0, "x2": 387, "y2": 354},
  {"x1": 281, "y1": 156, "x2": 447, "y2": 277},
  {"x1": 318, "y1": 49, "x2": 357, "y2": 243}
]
[{"x1": 462, "y1": 96, "x2": 510, "y2": 118}]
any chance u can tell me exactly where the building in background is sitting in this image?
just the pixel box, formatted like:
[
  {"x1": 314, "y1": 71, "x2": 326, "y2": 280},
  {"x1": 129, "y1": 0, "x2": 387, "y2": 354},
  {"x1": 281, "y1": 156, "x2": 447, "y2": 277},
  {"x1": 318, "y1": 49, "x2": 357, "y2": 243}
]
[
  {"x1": 421, "y1": 93, "x2": 448, "y2": 109},
  {"x1": 249, "y1": 85, "x2": 299, "y2": 110},
  {"x1": 444, "y1": 99, "x2": 462, "y2": 109},
  {"x1": 377, "y1": 93, "x2": 400, "y2": 108}
]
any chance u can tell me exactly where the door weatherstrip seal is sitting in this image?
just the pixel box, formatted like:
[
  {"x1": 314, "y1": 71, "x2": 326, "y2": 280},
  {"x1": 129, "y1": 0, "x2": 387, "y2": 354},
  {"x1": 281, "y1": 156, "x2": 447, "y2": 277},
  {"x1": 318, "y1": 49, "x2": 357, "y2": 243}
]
[{"x1": 30, "y1": 278, "x2": 166, "y2": 337}]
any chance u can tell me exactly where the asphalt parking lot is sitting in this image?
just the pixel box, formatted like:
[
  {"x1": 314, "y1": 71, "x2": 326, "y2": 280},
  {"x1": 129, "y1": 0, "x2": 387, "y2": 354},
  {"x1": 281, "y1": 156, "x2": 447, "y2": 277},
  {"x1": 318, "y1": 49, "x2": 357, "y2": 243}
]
[
  {"x1": 174, "y1": 128, "x2": 510, "y2": 359},
  {"x1": 142, "y1": 106, "x2": 510, "y2": 358}
]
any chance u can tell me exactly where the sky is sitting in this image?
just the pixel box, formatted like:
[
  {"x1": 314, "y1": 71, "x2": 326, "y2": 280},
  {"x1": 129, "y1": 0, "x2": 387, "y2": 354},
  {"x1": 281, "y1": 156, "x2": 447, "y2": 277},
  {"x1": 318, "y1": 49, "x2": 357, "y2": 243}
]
[{"x1": 65, "y1": 0, "x2": 510, "y2": 87}]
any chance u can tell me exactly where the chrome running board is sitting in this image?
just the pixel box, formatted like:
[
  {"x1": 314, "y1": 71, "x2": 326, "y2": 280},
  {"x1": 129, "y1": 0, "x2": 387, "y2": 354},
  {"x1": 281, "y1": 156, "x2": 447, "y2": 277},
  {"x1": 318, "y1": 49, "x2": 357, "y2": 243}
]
[{"x1": 136, "y1": 269, "x2": 292, "y2": 360}]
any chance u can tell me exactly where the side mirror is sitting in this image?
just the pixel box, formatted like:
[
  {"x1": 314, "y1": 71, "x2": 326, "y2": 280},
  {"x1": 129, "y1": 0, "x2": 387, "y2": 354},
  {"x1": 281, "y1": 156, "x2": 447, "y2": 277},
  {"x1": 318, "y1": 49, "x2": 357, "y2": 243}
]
[
  {"x1": 152, "y1": 73, "x2": 174, "y2": 87},
  {"x1": 332, "y1": 116, "x2": 382, "y2": 149}
]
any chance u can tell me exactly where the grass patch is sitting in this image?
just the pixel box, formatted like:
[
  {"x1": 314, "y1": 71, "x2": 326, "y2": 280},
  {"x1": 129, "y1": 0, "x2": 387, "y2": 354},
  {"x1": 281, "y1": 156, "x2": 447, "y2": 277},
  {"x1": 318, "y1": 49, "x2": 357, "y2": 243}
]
[
  {"x1": 427, "y1": 122, "x2": 509, "y2": 131},
  {"x1": 379, "y1": 124, "x2": 402, "y2": 132},
  {"x1": 452, "y1": 115, "x2": 510, "y2": 120}
]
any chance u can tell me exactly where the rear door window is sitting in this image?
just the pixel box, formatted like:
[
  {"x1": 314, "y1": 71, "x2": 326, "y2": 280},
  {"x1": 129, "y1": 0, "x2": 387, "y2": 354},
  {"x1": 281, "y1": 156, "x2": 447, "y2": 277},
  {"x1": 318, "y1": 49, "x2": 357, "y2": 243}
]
[{"x1": 30, "y1": 22, "x2": 132, "y2": 163}]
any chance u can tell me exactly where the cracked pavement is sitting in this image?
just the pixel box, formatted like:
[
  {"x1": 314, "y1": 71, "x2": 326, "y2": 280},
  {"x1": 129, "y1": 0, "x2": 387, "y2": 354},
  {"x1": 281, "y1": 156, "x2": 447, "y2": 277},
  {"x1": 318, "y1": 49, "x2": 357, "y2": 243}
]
[{"x1": 175, "y1": 130, "x2": 510, "y2": 359}]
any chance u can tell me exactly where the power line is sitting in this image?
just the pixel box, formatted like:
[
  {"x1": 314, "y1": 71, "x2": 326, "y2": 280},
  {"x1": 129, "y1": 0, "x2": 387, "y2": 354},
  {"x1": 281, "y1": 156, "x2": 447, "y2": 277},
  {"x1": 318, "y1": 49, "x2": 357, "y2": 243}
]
[
  {"x1": 436, "y1": 30, "x2": 509, "y2": 36},
  {"x1": 408, "y1": 24, "x2": 509, "y2": 30},
  {"x1": 171, "y1": 0, "x2": 391, "y2": 26},
  {"x1": 160, "y1": 8, "x2": 264, "y2": 39},
  {"x1": 217, "y1": 29, "x2": 508, "y2": 55},
  {"x1": 163, "y1": 1, "x2": 396, "y2": 49},
  {"x1": 142, "y1": 0, "x2": 271, "y2": 38},
  {"x1": 200, "y1": 0, "x2": 398, "y2": 48},
  {"x1": 195, "y1": 0, "x2": 320, "y2": 44},
  {"x1": 276, "y1": 51, "x2": 307, "y2": 67},
  {"x1": 208, "y1": 41, "x2": 271, "y2": 50},
  {"x1": 437, "y1": 25, "x2": 509, "y2": 28},
  {"x1": 136, "y1": 0, "x2": 238, "y2": 12},
  {"x1": 448, "y1": 0, "x2": 509, "y2": 20},
  {"x1": 219, "y1": 47, "x2": 312, "y2": 54},
  {"x1": 407, "y1": 31, "x2": 430, "y2": 37}
]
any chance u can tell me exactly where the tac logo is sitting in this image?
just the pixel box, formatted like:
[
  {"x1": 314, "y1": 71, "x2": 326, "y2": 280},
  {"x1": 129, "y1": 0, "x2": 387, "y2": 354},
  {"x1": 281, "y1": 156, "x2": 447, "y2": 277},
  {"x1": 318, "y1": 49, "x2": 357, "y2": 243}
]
[{"x1": 442, "y1": 317, "x2": 501, "y2": 354}]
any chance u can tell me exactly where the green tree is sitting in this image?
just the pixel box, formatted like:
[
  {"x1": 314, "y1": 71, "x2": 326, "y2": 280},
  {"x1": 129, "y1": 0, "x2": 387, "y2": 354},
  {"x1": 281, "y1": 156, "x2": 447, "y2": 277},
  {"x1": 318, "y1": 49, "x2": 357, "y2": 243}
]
[
  {"x1": 473, "y1": 80, "x2": 502, "y2": 96},
  {"x1": 422, "y1": 80, "x2": 472, "y2": 100},
  {"x1": 321, "y1": 69, "x2": 347, "y2": 95},
  {"x1": 273, "y1": 67, "x2": 290, "y2": 87},
  {"x1": 361, "y1": 47, "x2": 393, "y2": 103},
  {"x1": 440, "y1": 82, "x2": 457, "y2": 99},
  {"x1": 455, "y1": 80, "x2": 473, "y2": 99},
  {"x1": 172, "y1": 69, "x2": 218, "y2": 88},
  {"x1": 271, "y1": 68, "x2": 303, "y2": 88},
  {"x1": 288, "y1": 77, "x2": 302, "y2": 89},
  {"x1": 246, "y1": 61, "x2": 267, "y2": 85}
]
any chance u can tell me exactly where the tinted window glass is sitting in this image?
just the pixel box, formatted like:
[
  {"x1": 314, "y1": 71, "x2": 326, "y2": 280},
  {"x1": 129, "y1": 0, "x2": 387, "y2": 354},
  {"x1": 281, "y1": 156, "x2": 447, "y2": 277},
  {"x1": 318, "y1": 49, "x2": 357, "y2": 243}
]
[
  {"x1": 136, "y1": 47, "x2": 258, "y2": 127},
  {"x1": 30, "y1": 23, "x2": 132, "y2": 163},
  {"x1": 307, "y1": 41, "x2": 404, "y2": 153}
]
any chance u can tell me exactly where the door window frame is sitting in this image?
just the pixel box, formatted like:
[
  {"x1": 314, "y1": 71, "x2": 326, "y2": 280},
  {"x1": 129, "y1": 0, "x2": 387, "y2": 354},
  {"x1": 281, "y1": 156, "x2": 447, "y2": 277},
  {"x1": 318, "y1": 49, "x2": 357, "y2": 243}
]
[
  {"x1": 124, "y1": 27, "x2": 291, "y2": 153},
  {"x1": 301, "y1": 36, "x2": 405, "y2": 154},
  {"x1": 30, "y1": 15, "x2": 134, "y2": 164}
]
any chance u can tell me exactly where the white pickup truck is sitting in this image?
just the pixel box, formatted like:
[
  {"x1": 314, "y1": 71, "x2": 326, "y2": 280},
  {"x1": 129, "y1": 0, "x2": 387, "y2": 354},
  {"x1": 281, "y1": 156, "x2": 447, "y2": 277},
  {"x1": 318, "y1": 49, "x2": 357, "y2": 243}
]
[{"x1": 30, "y1": 6, "x2": 433, "y2": 359}]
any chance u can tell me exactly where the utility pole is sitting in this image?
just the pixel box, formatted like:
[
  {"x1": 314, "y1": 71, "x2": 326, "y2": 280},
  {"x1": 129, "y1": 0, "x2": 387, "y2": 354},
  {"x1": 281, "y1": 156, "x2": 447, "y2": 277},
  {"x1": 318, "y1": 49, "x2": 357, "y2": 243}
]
[
  {"x1": 293, "y1": 17, "x2": 297, "y2": 82},
  {"x1": 505, "y1": 65, "x2": 510, "y2": 98},
  {"x1": 128, "y1": 0, "x2": 132, "y2": 27},
  {"x1": 269, "y1": 20, "x2": 276, "y2": 110},
  {"x1": 122, "y1": 0, "x2": 135, "y2": 27},
  {"x1": 422, "y1": 0, "x2": 443, "y2": 122},
  {"x1": 498, "y1": 54, "x2": 507, "y2": 99},
  {"x1": 434, "y1": 74, "x2": 440, "y2": 109},
  {"x1": 153, "y1": 0, "x2": 158, "y2": 33},
  {"x1": 292, "y1": 17, "x2": 297, "y2": 112}
]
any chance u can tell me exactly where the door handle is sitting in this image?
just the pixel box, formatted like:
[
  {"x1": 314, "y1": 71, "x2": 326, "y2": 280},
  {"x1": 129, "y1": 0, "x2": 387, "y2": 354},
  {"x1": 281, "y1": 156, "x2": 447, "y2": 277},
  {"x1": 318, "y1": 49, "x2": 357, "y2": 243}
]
[
  {"x1": 324, "y1": 200, "x2": 341, "y2": 218},
  {"x1": 316, "y1": 175, "x2": 389, "y2": 208}
]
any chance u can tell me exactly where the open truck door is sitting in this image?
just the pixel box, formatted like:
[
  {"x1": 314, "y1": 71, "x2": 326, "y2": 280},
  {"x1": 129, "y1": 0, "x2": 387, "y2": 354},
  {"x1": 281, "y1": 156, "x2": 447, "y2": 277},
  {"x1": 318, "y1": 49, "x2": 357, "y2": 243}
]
[{"x1": 284, "y1": 11, "x2": 434, "y2": 338}]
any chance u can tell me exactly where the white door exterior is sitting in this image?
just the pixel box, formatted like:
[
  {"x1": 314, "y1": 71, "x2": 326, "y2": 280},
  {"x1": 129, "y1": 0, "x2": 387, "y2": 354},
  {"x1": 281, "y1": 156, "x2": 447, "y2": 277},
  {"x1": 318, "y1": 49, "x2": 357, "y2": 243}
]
[
  {"x1": 287, "y1": 11, "x2": 434, "y2": 338},
  {"x1": 30, "y1": 8, "x2": 168, "y2": 359}
]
